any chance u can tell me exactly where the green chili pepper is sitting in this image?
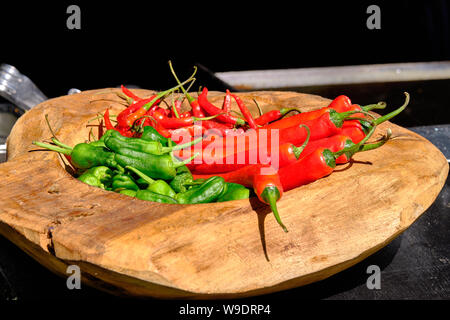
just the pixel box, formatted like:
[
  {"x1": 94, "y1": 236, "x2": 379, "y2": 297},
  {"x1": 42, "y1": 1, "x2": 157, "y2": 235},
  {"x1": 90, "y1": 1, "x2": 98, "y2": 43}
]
[
  {"x1": 114, "y1": 147, "x2": 197, "y2": 180},
  {"x1": 216, "y1": 183, "x2": 250, "y2": 202},
  {"x1": 33, "y1": 141, "x2": 118, "y2": 170},
  {"x1": 136, "y1": 177, "x2": 150, "y2": 188},
  {"x1": 82, "y1": 166, "x2": 113, "y2": 184},
  {"x1": 88, "y1": 130, "x2": 115, "y2": 148},
  {"x1": 175, "y1": 165, "x2": 190, "y2": 174},
  {"x1": 217, "y1": 182, "x2": 229, "y2": 199},
  {"x1": 170, "y1": 172, "x2": 193, "y2": 193},
  {"x1": 175, "y1": 176, "x2": 225, "y2": 204},
  {"x1": 140, "y1": 126, "x2": 169, "y2": 146},
  {"x1": 100, "y1": 129, "x2": 116, "y2": 141},
  {"x1": 126, "y1": 166, "x2": 176, "y2": 198},
  {"x1": 105, "y1": 135, "x2": 165, "y2": 155},
  {"x1": 111, "y1": 173, "x2": 139, "y2": 191},
  {"x1": 119, "y1": 189, "x2": 137, "y2": 197},
  {"x1": 148, "y1": 180, "x2": 176, "y2": 198},
  {"x1": 105, "y1": 131, "x2": 201, "y2": 155},
  {"x1": 77, "y1": 172, "x2": 105, "y2": 189},
  {"x1": 168, "y1": 165, "x2": 194, "y2": 193},
  {"x1": 135, "y1": 190, "x2": 178, "y2": 204}
]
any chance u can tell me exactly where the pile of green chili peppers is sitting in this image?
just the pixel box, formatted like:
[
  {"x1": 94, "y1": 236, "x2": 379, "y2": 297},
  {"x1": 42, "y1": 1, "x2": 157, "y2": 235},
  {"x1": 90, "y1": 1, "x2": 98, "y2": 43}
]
[{"x1": 33, "y1": 126, "x2": 250, "y2": 204}]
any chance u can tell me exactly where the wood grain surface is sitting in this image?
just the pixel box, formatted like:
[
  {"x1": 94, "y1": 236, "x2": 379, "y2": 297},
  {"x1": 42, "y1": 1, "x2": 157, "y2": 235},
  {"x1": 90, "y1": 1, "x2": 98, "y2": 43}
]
[{"x1": 0, "y1": 89, "x2": 448, "y2": 299}]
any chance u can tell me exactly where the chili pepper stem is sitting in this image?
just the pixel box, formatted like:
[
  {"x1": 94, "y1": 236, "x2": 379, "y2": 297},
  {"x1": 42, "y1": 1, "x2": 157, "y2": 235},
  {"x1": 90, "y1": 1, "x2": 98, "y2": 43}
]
[
  {"x1": 143, "y1": 77, "x2": 196, "y2": 111},
  {"x1": 373, "y1": 92, "x2": 410, "y2": 125},
  {"x1": 168, "y1": 60, "x2": 197, "y2": 103},
  {"x1": 341, "y1": 109, "x2": 377, "y2": 121},
  {"x1": 361, "y1": 101, "x2": 387, "y2": 112},
  {"x1": 44, "y1": 114, "x2": 59, "y2": 139},
  {"x1": 332, "y1": 124, "x2": 393, "y2": 161},
  {"x1": 116, "y1": 92, "x2": 134, "y2": 105},
  {"x1": 360, "y1": 129, "x2": 392, "y2": 152},
  {"x1": 32, "y1": 141, "x2": 72, "y2": 155},
  {"x1": 51, "y1": 138, "x2": 73, "y2": 150},
  {"x1": 261, "y1": 186, "x2": 288, "y2": 233},
  {"x1": 333, "y1": 124, "x2": 377, "y2": 158},
  {"x1": 162, "y1": 136, "x2": 203, "y2": 153},
  {"x1": 329, "y1": 109, "x2": 376, "y2": 128},
  {"x1": 280, "y1": 108, "x2": 301, "y2": 116},
  {"x1": 292, "y1": 125, "x2": 311, "y2": 159},
  {"x1": 253, "y1": 99, "x2": 263, "y2": 116},
  {"x1": 173, "y1": 152, "x2": 200, "y2": 168},
  {"x1": 171, "y1": 99, "x2": 180, "y2": 119},
  {"x1": 192, "y1": 113, "x2": 226, "y2": 121},
  {"x1": 125, "y1": 166, "x2": 155, "y2": 184}
]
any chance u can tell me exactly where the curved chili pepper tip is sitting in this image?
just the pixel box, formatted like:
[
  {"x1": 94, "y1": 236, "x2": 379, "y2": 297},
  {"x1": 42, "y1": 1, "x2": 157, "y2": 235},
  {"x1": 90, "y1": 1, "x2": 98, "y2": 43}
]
[
  {"x1": 261, "y1": 186, "x2": 288, "y2": 233},
  {"x1": 360, "y1": 128, "x2": 392, "y2": 152},
  {"x1": 373, "y1": 92, "x2": 410, "y2": 125}
]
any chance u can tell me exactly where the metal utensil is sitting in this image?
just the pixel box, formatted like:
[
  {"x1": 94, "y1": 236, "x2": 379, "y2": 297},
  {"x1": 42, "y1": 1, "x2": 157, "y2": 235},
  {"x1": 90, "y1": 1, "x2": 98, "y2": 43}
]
[{"x1": 0, "y1": 63, "x2": 48, "y2": 112}]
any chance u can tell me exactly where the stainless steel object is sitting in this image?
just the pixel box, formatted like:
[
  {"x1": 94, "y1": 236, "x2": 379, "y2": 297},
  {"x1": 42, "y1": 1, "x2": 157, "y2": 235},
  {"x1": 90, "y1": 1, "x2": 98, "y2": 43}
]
[
  {"x1": 215, "y1": 61, "x2": 450, "y2": 89},
  {"x1": 67, "y1": 88, "x2": 81, "y2": 95},
  {"x1": 0, "y1": 64, "x2": 48, "y2": 112}
]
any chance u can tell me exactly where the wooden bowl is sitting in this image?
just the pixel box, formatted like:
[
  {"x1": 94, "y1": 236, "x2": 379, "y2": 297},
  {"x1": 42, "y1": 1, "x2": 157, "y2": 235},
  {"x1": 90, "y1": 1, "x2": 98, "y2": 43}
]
[{"x1": 0, "y1": 89, "x2": 448, "y2": 299}]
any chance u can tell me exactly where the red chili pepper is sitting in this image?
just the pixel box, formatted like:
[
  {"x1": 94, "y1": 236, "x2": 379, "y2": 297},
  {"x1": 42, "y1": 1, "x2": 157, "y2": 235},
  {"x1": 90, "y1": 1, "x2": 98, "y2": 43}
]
[
  {"x1": 253, "y1": 169, "x2": 287, "y2": 232},
  {"x1": 327, "y1": 95, "x2": 352, "y2": 112},
  {"x1": 198, "y1": 88, "x2": 245, "y2": 126},
  {"x1": 190, "y1": 100, "x2": 205, "y2": 118},
  {"x1": 121, "y1": 85, "x2": 142, "y2": 101},
  {"x1": 190, "y1": 122, "x2": 314, "y2": 174},
  {"x1": 254, "y1": 108, "x2": 300, "y2": 126},
  {"x1": 143, "y1": 116, "x2": 172, "y2": 138},
  {"x1": 103, "y1": 109, "x2": 116, "y2": 131},
  {"x1": 151, "y1": 110, "x2": 223, "y2": 129},
  {"x1": 277, "y1": 126, "x2": 310, "y2": 167},
  {"x1": 188, "y1": 111, "x2": 343, "y2": 174},
  {"x1": 190, "y1": 160, "x2": 286, "y2": 231},
  {"x1": 194, "y1": 93, "x2": 408, "y2": 174},
  {"x1": 264, "y1": 95, "x2": 384, "y2": 130},
  {"x1": 169, "y1": 125, "x2": 205, "y2": 139},
  {"x1": 201, "y1": 119, "x2": 234, "y2": 134},
  {"x1": 222, "y1": 90, "x2": 232, "y2": 113},
  {"x1": 281, "y1": 147, "x2": 337, "y2": 191},
  {"x1": 230, "y1": 93, "x2": 258, "y2": 130},
  {"x1": 116, "y1": 101, "x2": 146, "y2": 129},
  {"x1": 297, "y1": 134, "x2": 353, "y2": 164},
  {"x1": 338, "y1": 125, "x2": 367, "y2": 144},
  {"x1": 103, "y1": 109, "x2": 134, "y2": 137},
  {"x1": 124, "y1": 96, "x2": 159, "y2": 127},
  {"x1": 278, "y1": 125, "x2": 390, "y2": 191},
  {"x1": 189, "y1": 98, "x2": 401, "y2": 175}
]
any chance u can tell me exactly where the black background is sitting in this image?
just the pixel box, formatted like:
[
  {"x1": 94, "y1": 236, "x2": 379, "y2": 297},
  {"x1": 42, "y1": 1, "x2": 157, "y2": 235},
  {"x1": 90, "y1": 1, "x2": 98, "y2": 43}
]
[{"x1": 0, "y1": 1, "x2": 449, "y2": 97}]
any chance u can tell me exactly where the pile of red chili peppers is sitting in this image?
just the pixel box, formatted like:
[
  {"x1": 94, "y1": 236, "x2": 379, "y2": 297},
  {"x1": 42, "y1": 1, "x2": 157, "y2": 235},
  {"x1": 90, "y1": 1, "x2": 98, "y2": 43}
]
[{"x1": 101, "y1": 62, "x2": 410, "y2": 232}]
